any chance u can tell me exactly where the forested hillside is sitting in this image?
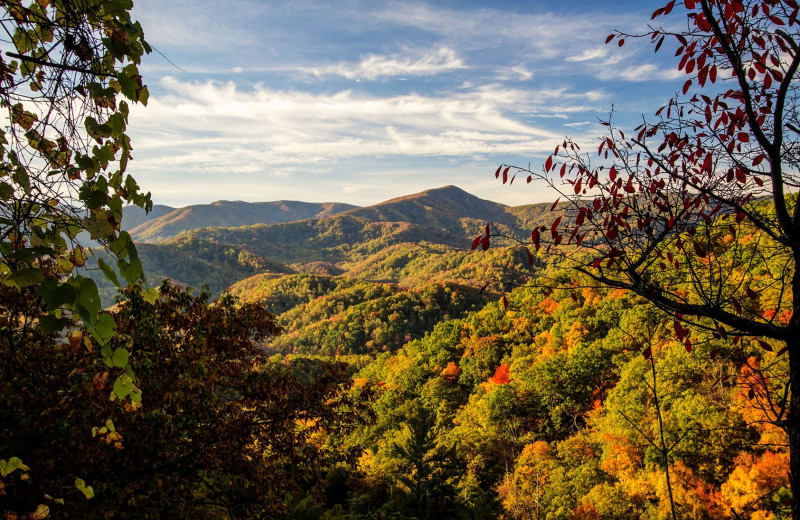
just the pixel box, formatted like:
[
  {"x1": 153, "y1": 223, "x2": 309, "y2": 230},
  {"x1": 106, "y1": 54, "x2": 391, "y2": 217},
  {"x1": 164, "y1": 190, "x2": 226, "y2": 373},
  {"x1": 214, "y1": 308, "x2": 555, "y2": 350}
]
[
  {"x1": 4, "y1": 0, "x2": 797, "y2": 518},
  {"x1": 127, "y1": 200, "x2": 357, "y2": 242},
  {"x1": 54, "y1": 184, "x2": 798, "y2": 520}
]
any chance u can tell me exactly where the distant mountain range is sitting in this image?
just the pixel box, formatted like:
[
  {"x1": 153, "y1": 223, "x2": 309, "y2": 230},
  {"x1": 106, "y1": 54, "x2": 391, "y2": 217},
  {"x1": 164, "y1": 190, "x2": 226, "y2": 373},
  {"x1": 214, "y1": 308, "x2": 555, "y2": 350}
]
[
  {"x1": 123, "y1": 200, "x2": 358, "y2": 242},
  {"x1": 93, "y1": 185, "x2": 558, "y2": 298}
]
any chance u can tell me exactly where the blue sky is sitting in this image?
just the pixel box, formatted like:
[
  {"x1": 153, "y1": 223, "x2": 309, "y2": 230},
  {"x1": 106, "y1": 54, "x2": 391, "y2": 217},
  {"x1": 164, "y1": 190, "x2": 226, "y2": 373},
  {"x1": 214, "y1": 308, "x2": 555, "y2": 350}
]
[{"x1": 127, "y1": 0, "x2": 682, "y2": 207}]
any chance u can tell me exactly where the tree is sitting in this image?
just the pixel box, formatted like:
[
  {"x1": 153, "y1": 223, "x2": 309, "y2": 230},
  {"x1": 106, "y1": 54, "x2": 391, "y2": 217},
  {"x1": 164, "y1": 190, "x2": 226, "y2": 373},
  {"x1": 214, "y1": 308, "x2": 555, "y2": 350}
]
[
  {"x1": 1, "y1": 1, "x2": 152, "y2": 504},
  {"x1": 0, "y1": 281, "x2": 371, "y2": 518},
  {"x1": 1, "y1": 0, "x2": 151, "y2": 343},
  {"x1": 480, "y1": 0, "x2": 800, "y2": 516}
]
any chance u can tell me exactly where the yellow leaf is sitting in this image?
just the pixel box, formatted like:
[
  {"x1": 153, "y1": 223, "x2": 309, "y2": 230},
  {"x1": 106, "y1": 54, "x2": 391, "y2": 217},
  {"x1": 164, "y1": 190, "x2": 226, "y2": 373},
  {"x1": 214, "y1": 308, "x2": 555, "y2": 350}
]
[{"x1": 32, "y1": 504, "x2": 50, "y2": 519}]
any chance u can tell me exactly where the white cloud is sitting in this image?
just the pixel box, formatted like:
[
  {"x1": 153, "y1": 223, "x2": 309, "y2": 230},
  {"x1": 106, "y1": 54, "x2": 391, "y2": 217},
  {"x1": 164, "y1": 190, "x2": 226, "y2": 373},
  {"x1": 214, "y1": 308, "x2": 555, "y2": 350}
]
[
  {"x1": 126, "y1": 78, "x2": 603, "y2": 182},
  {"x1": 566, "y1": 47, "x2": 609, "y2": 62},
  {"x1": 614, "y1": 63, "x2": 684, "y2": 82},
  {"x1": 303, "y1": 46, "x2": 466, "y2": 80}
]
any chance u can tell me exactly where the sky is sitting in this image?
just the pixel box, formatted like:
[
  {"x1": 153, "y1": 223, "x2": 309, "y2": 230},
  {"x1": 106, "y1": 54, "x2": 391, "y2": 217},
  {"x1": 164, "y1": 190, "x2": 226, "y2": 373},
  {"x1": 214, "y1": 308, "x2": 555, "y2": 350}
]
[{"x1": 126, "y1": 0, "x2": 684, "y2": 207}]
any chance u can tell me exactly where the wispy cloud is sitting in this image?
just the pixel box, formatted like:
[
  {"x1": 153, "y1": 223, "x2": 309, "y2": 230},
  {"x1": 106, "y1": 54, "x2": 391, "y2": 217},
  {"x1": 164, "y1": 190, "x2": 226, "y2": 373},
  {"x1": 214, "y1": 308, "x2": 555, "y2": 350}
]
[
  {"x1": 614, "y1": 63, "x2": 684, "y2": 82},
  {"x1": 303, "y1": 47, "x2": 466, "y2": 80},
  {"x1": 566, "y1": 47, "x2": 609, "y2": 62},
  {"x1": 128, "y1": 77, "x2": 580, "y2": 174},
  {"x1": 123, "y1": 0, "x2": 688, "y2": 206}
]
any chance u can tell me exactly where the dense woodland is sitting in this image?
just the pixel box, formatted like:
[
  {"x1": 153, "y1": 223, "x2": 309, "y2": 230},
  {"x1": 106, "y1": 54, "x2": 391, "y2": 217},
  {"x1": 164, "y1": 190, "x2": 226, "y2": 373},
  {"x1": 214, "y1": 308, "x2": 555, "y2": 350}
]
[{"x1": 2, "y1": 0, "x2": 798, "y2": 519}]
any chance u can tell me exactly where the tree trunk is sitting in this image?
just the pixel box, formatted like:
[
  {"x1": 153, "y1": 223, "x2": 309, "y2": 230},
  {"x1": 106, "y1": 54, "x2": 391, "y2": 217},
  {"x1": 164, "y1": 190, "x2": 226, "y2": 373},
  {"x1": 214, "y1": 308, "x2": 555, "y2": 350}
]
[{"x1": 790, "y1": 333, "x2": 800, "y2": 520}]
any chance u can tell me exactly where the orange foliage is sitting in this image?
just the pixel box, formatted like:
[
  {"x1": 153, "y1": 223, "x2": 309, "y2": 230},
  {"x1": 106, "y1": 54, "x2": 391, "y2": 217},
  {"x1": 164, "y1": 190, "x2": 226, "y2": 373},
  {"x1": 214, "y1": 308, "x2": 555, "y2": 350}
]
[
  {"x1": 564, "y1": 321, "x2": 589, "y2": 352},
  {"x1": 733, "y1": 357, "x2": 786, "y2": 445},
  {"x1": 490, "y1": 363, "x2": 511, "y2": 385},
  {"x1": 599, "y1": 433, "x2": 641, "y2": 477},
  {"x1": 441, "y1": 361, "x2": 461, "y2": 381},
  {"x1": 608, "y1": 288, "x2": 627, "y2": 299},
  {"x1": 581, "y1": 287, "x2": 601, "y2": 306},
  {"x1": 538, "y1": 296, "x2": 559, "y2": 315},
  {"x1": 722, "y1": 451, "x2": 789, "y2": 513},
  {"x1": 762, "y1": 308, "x2": 792, "y2": 324},
  {"x1": 568, "y1": 503, "x2": 600, "y2": 520}
]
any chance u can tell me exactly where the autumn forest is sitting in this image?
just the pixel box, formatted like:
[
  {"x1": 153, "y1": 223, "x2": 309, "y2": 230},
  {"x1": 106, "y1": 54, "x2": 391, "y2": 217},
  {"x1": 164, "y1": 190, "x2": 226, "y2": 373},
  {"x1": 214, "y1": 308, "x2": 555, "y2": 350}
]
[{"x1": 1, "y1": 1, "x2": 799, "y2": 520}]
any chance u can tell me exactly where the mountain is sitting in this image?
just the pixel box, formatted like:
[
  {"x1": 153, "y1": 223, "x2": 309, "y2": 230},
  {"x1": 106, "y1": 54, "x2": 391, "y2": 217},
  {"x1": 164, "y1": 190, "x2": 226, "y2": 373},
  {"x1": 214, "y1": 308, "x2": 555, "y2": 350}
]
[
  {"x1": 339, "y1": 185, "x2": 539, "y2": 238},
  {"x1": 175, "y1": 186, "x2": 555, "y2": 265},
  {"x1": 88, "y1": 185, "x2": 558, "y2": 300},
  {"x1": 121, "y1": 204, "x2": 176, "y2": 230},
  {"x1": 128, "y1": 200, "x2": 358, "y2": 242}
]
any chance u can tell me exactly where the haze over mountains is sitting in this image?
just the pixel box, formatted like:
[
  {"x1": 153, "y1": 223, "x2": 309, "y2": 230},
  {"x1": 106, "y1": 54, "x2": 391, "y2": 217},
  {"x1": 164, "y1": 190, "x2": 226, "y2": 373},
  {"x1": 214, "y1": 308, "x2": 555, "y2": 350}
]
[
  {"x1": 95, "y1": 185, "x2": 555, "y2": 298},
  {"x1": 124, "y1": 185, "x2": 552, "y2": 245},
  {"x1": 123, "y1": 200, "x2": 358, "y2": 242}
]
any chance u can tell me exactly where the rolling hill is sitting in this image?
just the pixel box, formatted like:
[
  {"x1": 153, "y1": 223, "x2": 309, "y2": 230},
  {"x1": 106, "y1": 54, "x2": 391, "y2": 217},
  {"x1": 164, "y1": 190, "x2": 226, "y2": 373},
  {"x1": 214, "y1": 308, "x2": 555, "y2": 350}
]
[
  {"x1": 128, "y1": 200, "x2": 357, "y2": 242},
  {"x1": 174, "y1": 185, "x2": 555, "y2": 265}
]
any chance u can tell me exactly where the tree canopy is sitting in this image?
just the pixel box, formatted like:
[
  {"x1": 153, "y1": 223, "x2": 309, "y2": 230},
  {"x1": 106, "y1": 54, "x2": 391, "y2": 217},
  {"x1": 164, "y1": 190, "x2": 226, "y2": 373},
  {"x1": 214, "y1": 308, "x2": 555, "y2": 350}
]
[{"x1": 478, "y1": 0, "x2": 800, "y2": 516}]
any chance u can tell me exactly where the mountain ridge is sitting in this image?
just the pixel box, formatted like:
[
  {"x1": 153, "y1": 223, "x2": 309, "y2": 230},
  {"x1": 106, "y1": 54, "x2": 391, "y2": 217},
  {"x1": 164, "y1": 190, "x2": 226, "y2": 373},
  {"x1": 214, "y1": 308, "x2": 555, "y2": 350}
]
[{"x1": 127, "y1": 199, "x2": 359, "y2": 242}]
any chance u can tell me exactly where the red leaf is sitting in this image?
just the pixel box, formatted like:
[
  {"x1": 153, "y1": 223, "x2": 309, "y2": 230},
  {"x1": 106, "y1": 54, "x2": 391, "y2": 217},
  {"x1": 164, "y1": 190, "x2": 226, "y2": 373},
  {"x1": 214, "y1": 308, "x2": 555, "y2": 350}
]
[
  {"x1": 702, "y1": 152, "x2": 713, "y2": 173},
  {"x1": 710, "y1": 349, "x2": 718, "y2": 360},
  {"x1": 471, "y1": 236, "x2": 482, "y2": 251},
  {"x1": 550, "y1": 198, "x2": 560, "y2": 211},
  {"x1": 605, "y1": 33, "x2": 615, "y2": 44},
  {"x1": 683, "y1": 79, "x2": 692, "y2": 95},
  {"x1": 502, "y1": 295, "x2": 509, "y2": 309},
  {"x1": 531, "y1": 228, "x2": 541, "y2": 251},
  {"x1": 684, "y1": 338, "x2": 692, "y2": 353},
  {"x1": 685, "y1": 0, "x2": 696, "y2": 8},
  {"x1": 551, "y1": 216, "x2": 563, "y2": 234},
  {"x1": 674, "y1": 320, "x2": 688, "y2": 341},
  {"x1": 545, "y1": 155, "x2": 553, "y2": 172},
  {"x1": 609, "y1": 165, "x2": 617, "y2": 181},
  {"x1": 693, "y1": 241, "x2": 706, "y2": 257},
  {"x1": 525, "y1": 248, "x2": 534, "y2": 266},
  {"x1": 643, "y1": 346, "x2": 653, "y2": 360},
  {"x1": 746, "y1": 287, "x2": 758, "y2": 299},
  {"x1": 485, "y1": 224, "x2": 491, "y2": 236},
  {"x1": 481, "y1": 236, "x2": 490, "y2": 251},
  {"x1": 574, "y1": 177, "x2": 583, "y2": 194},
  {"x1": 737, "y1": 132, "x2": 750, "y2": 142},
  {"x1": 495, "y1": 165, "x2": 502, "y2": 179},
  {"x1": 757, "y1": 339, "x2": 773, "y2": 352},
  {"x1": 732, "y1": 297, "x2": 742, "y2": 314}
]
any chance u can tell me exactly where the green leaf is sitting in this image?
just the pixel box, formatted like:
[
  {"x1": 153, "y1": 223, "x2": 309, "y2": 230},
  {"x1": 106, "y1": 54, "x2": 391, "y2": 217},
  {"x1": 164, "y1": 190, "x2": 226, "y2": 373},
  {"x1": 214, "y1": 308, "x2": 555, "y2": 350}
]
[
  {"x1": 12, "y1": 165, "x2": 30, "y2": 193},
  {"x1": 98, "y1": 257, "x2": 120, "y2": 287},
  {"x1": 112, "y1": 374, "x2": 136, "y2": 400},
  {"x1": 0, "y1": 181, "x2": 13, "y2": 200},
  {"x1": 8, "y1": 267, "x2": 45, "y2": 287},
  {"x1": 90, "y1": 312, "x2": 117, "y2": 346},
  {"x1": 38, "y1": 278, "x2": 76, "y2": 309},
  {"x1": 0, "y1": 456, "x2": 30, "y2": 477},
  {"x1": 39, "y1": 315, "x2": 69, "y2": 333},
  {"x1": 111, "y1": 347, "x2": 129, "y2": 368},
  {"x1": 76, "y1": 277, "x2": 101, "y2": 325},
  {"x1": 118, "y1": 257, "x2": 143, "y2": 285},
  {"x1": 137, "y1": 85, "x2": 149, "y2": 105},
  {"x1": 142, "y1": 286, "x2": 159, "y2": 305},
  {"x1": 75, "y1": 478, "x2": 94, "y2": 499}
]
